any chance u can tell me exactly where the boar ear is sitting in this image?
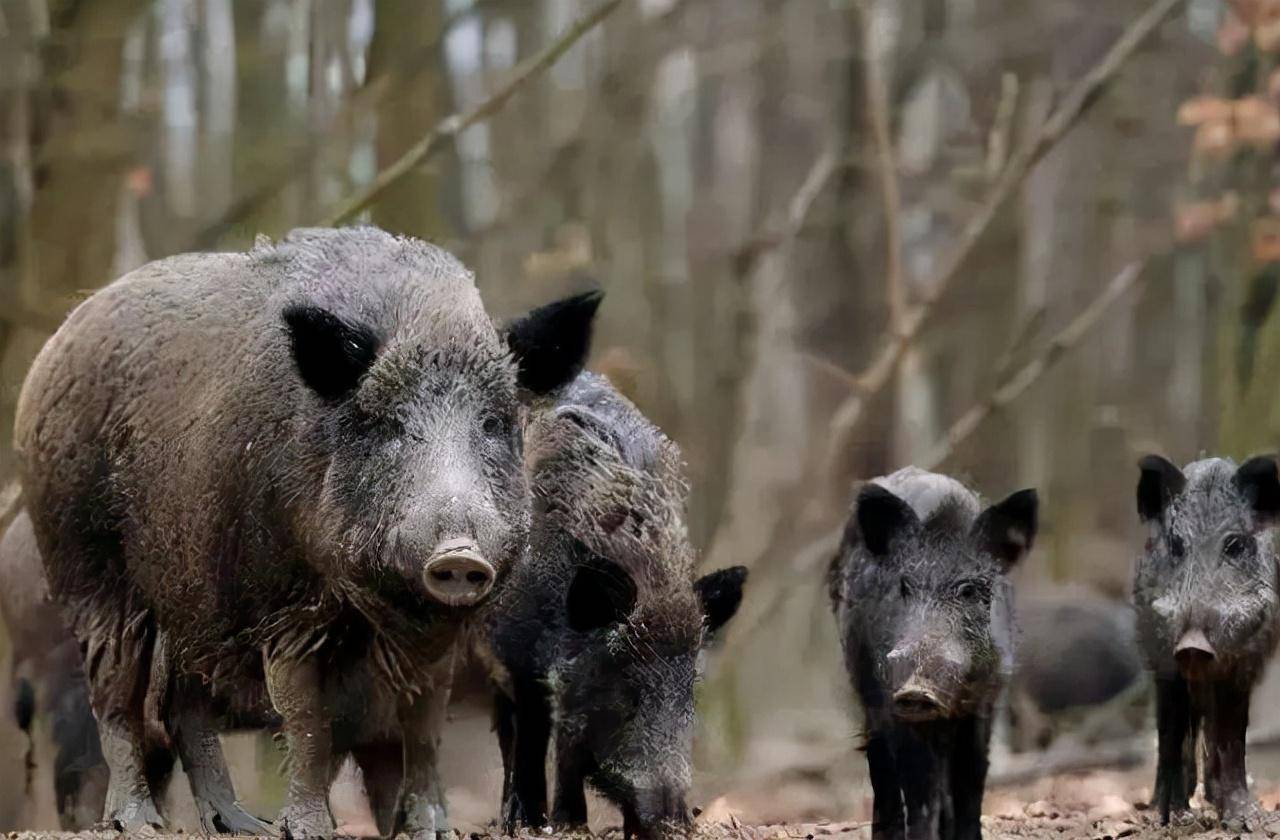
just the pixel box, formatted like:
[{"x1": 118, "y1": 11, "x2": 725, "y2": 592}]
[
  {"x1": 695, "y1": 566, "x2": 747, "y2": 637},
  {"x1": 856, "y1": 484, "x2": 918, "y2": 557},
  {"x1": 506, "y1": 290, "x2": 603, "y2": 396},
  {"x1": 1137, "y1": 454, "x2": 1186, "y2": 523},
  {"x1": 1235, "y1": 455, "x2": 1280, "y2": 524},
  {"x1": 973, "y1": 488, "x2": 1038, "y2": 570},
  {"x1": 282, "y1": 305, "x2": 380, "y2": 400},
  {"x1": 566, "y1": 557, "x2": 637, "y2": 632}
]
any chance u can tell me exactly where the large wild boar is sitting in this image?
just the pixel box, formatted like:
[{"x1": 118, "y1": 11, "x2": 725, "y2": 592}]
[
  {"x1": 14, "y1": 227, "x2": 599, "y2": 839},
  {"x1": 828, "y1": 467, "x2": 1037, "y2": 840},
  {"x1": 484, "y1": 371, "x2": 747, "y2": 839},
  {"x1": 1134, "y1": 454, "x2": 1280, "y2": 829},
  {"x1": 0, "y1": 503, "x2": 114, "y2": 829}
]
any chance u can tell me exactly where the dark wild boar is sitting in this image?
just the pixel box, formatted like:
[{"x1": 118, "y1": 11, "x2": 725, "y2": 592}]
[
  {"x1": 484, "y1": 371, "x2": 747, "y2": 839},
  {"x1": 1133, "y1": 454, "x2": 1280, "y2": 829},
  {"x1": 14, "y1": 227, "x2": 598, "y2": 839},
  {"x1": 828, "y1": 467, "x2": 1037, "y2": 840},
  {"x1": 1008, "y1": 588, "x2": 1148, "y2": 752},
  {"x1": 0, "y1": 503, "x2": 114, "y2": 829}
]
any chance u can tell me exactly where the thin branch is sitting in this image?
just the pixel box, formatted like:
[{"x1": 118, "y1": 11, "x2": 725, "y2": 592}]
[
  {"x1": 319, "y1": 0, "x2": 627, "y2": 227},
  {"x1": 823, "y1": 0, "x2": 1187, "y2": 460},
  {"x1": 919, "y1": 260, "x2": 1148, "y2": 471},
  {"x1": 733, "y1": 147, "x2": 840, "y2": 279},
  {"x1": 857, "y1": 0, "x2": 906, "y2": 333}
]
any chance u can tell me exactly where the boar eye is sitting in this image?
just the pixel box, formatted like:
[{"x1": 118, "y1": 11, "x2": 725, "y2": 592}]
[
  {"x1": 1223, "y1": 534, "x2": 1252, "y2": 559},
  {"x1": 1169, "y1": 535, "x2": 1186, "y2": 559},
  {"x1": 481, "y1": 412, "x2": 509, "y2": 438},
  {"x1": 898, "y1": 577, "x2": 912, "y2": 600},
  {"x1": 955, "y1": 580, "x2": 984, "y2": 601}
]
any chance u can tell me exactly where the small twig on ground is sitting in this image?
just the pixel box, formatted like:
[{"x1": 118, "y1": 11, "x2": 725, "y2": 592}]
[{"x1": 319, "y1": 0, "x2": 626, "y2": 227}]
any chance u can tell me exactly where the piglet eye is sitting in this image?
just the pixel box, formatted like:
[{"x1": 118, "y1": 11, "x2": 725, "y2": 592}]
[{"x1": 1224, "y1": 534, "x2": 1251, "y2": 559}]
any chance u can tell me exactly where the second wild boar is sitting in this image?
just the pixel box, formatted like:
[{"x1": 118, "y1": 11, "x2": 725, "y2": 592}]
[{"x1": 484, "y1": 371, "x2": 747, "y2": 839}]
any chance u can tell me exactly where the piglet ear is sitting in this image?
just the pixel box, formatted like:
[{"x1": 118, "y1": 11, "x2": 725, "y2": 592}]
[
  {"x1": 972, "y1": 488, "x2": 1038, "y2": 570},
  {"x1": 1235, "y1": 455, "x2": 1280, "y2": 525},
  {"x1": 566, "y1": 556, "x2": 637, "y2": 632},
  {"x1": 856, "y1": 484, "x2": 919, "y2": 558},
  {"x1": 506, "y1": 290, "x2": 603, "y2": 396},
  {"x1": 1137, "y1": 454, "x2": 1186, "y2": 523},
  {"x1": 695, "y1": 566, "x2": 747, "y2": 637}
]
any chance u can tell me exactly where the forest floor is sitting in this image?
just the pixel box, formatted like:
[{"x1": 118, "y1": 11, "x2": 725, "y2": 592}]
[{"x1": 10, "y1": 765, "x2": 1280, "y2": 840}]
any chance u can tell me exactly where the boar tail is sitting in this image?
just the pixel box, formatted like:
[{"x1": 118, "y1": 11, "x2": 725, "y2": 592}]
[{"x1": 14, "y1": 677, "x2": 35, "y2": 795}]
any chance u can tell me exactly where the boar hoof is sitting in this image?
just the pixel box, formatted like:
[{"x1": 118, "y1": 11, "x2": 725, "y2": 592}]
[
  {"x1": 397, "y1": 792, "x2": 451, "y2": 840},
  {"x1": 280, "y1": 803, "x2": 334, "y2": 840},
  {"x1": 104, "y1": 795, "x2": 165, "y2": 833},
  {"x1": 197, "y1": 799, "x2": 275, "y2": 836},
  {"x1": 1218, "y1": 795, "x2": 1259, "y2": 832}
]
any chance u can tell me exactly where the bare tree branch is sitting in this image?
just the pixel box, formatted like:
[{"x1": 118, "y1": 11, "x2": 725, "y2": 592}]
[
  {"x1": 919, "y1": 260, "x2": 1148, "y2": 471},
  {"x1": 822, "y1": 0, "x2": 1187, "y2": 461},
  {"x1": 856, "y1": 0, "x2": 906, "y2": 334},
  {"x1": 319, "y1": 0, "x2": 627, "y2": 228},
  {"x1": 725, "y1": 257, "x2": 1156, "y2": 659}
]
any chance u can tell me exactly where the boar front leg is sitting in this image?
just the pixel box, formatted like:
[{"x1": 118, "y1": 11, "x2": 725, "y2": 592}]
[
  {"x1": 1205, "y1": 681, "x2": 1254, "y2": 830},
  {"x1": 1153, "y1": 677, "x2": 1194, "y2": 824},
  {"x1": 395, "y1": 649, "x2": 456, "y2": 840},
  {"x1": 550, "y1": 728, "x2": 589, "y2": 827},
  {"x1": 265, "y1": 654, "x2": 334, "y2": 840},
  {"x1": 170, "y1": 677, "x2": 273, "y2": 835}
]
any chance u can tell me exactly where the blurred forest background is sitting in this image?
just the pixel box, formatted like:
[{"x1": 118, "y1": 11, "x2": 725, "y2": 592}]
[{"x1": 4, "y1": 0, "x2": 1280, "y2": 832}]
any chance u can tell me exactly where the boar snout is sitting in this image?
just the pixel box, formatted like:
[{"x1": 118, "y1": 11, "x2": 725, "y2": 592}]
[
  {"x1": 886, "y1": 642, "x2": 964, "y2": 721},
  {"x1": 1175, "y1": 627, "x2": 1217, "y2": 681},
  {"x1": 892, "y1": 677, "x2": 947, "y2": 722},
  {"x1": 423, "y1": 538, "x2": 495, "y2": 606},
  {"x1": 623, "y1": 786, "x2": 690, "y2": 840}
]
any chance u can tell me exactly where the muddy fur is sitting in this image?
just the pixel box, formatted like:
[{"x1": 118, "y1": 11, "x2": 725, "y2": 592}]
[
  {"x1": 1133, "y1": 454, "x2": 1280, "y2": 829},
  {"x1": 13, "y1": 227, "x2": 597, "y2": 839},
  {"x1": 483, "y1": 372, "x2": 746, "y2": 839},
  {"x1": 828, "y1": 467, "x2": 1038, "y2": 840}
]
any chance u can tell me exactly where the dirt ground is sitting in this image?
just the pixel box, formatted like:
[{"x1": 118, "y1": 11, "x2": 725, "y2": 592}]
[{"x1": 11, "y1": 764, "x2": 1280, "y2": 840}]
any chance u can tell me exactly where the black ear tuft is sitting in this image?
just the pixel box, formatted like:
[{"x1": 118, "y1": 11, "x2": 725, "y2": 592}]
[
  {"x1": 506, "y1": 290, "x2": 603, "y2": 396},
  {"x1": 283, "y1": 305, "x2": 379, "y2": 400},
  {"x1": 973, "y1": 488, "x2": 1038, "y2": 570},
  {"x1": 856, "y1": 484, "x2": 919, "y2": 557},
  {"x1": 566, "y1": 555, "x2": 637, "y2": 632},
  {"x1": 1235, "y1": 455, "x2": 1280, "y2": 523},
  {"x1": 695, "y1": 566, "x2": 747, "y2": 637},
  {"x1": 1137, "y1": 454, "x2": 1186, "y2": 523}
]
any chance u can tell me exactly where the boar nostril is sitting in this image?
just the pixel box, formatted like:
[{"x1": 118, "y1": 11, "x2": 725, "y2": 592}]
[
  {"x1": 422, "y1": 540, "x2": 496, "y2": 607},
  {"x1": 1175, "y1": 628, "x2": 1216, "y2": 679}
]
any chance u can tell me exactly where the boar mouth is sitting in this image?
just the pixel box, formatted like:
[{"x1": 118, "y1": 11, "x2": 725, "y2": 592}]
[
  {"x1": 1174, "y1": 628, "x2": 1217, "y2": 681},
  {"x1": 891, "y1": 679, "x2": 950, "y2": 722},
  {"x1": 422, "y1": 539, "x2": 496, "y2": 607}
]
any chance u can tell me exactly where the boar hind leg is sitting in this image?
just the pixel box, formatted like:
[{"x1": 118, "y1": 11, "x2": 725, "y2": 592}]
[
  {"x1": 865, "y1": 731, "x2": 905, "y2": 840},
  {"x1": 170, "y1": 678, "x2": 273, "y2": 835},
  {"x1": 265, "y1": 654, "x2": 334, "y2": 840},
  {"x1": 352, "y1": 743, "x2": 403, "y2": 837},
  {"x1": 1204, "y1": 681, "x2": 1254, "y2": 830},
  {"x1": 396, "y1": 651, "x2": 455, "y2": 840},
  {"x1": 501, "y1": 677, "x2": 552, "y2": 832},
  {"x1": 82, "y1": 595, "x2": 166, "y2": 831},
  {"x1": 1153, "y1": 677, "x2": 1195, "y2": 824}
]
